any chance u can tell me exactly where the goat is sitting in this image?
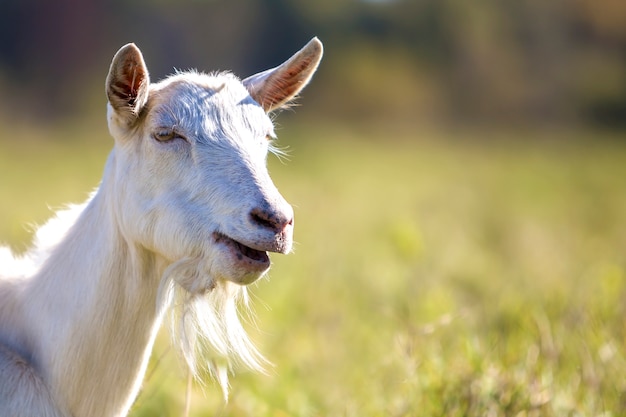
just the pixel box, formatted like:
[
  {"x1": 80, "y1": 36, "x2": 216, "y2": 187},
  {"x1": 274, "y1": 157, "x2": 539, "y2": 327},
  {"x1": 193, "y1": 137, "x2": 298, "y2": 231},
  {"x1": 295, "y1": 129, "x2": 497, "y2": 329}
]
[{"x1": 0, "y1": 37, "x2": 323, "y2": 417}]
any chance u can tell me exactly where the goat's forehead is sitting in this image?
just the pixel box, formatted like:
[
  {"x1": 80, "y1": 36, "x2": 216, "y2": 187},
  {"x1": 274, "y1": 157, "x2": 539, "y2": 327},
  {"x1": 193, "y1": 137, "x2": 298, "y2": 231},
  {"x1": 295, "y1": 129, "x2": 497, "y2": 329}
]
[{"x1": 147, "y1": 72, "x2": 272, "y2": 138}]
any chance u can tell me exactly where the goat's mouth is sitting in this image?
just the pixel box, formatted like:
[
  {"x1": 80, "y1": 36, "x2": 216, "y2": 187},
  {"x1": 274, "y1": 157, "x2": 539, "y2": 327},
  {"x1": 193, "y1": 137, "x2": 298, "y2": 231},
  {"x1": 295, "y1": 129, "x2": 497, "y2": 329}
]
[{"x1": 213, "y1": 232, "x2": 270, "y2": 269}]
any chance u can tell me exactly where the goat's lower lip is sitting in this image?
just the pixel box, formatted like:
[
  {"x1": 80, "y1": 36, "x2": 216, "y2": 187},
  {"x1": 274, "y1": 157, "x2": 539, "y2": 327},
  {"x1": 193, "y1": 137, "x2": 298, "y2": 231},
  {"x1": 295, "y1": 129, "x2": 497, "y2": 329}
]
[{"x1": 214, "y1": 233, "x2": 270, "y2": 266}]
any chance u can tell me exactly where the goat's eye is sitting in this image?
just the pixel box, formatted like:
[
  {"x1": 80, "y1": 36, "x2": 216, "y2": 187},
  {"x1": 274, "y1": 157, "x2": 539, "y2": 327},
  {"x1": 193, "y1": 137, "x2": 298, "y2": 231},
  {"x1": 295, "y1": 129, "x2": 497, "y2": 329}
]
[{"x1": 153, "y1": 129, "x2": 185, "y2": 143}]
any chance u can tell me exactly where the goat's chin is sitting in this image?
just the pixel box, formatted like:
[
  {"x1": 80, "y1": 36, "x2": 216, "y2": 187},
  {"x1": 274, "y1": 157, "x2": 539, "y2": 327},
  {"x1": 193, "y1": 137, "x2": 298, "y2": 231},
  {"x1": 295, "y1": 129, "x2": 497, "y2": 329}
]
[
  {"x1": 211, "y1": 232, "x2": 273, "y2": 285},
  {"x1": 162, "y1": 251, "x2": 268, "y2": 295},
  {"x1": 225, "y1": 269, "x2": 268, "y2": 286},
  {"x1": 212, "y1": 246, "x2": 271, "y2": 286}
]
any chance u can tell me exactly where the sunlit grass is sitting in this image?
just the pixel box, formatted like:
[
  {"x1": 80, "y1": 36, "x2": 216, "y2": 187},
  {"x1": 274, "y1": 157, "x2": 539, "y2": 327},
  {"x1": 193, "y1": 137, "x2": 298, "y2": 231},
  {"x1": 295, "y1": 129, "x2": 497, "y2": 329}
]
[
  {"x1": 0, "y1": 123, "x2": 110, "y2": 251},
  {"x1": 1, "y1": 123, "x2": 625, "y2": 416}
]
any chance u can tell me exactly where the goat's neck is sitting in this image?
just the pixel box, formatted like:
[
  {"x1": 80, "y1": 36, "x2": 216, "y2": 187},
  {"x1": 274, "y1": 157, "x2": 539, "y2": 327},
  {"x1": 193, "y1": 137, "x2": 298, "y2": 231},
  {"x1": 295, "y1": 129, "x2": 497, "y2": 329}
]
[{"x1": 23, "y1": 171, "x2": 169, "y2": 417}]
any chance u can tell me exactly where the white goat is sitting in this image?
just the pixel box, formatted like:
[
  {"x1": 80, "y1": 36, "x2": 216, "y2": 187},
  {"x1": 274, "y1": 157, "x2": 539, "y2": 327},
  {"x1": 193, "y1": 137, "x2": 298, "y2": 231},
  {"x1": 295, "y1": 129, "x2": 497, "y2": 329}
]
[{"x1": 0, "y1": 38, "x2": 323, "y2": 417}]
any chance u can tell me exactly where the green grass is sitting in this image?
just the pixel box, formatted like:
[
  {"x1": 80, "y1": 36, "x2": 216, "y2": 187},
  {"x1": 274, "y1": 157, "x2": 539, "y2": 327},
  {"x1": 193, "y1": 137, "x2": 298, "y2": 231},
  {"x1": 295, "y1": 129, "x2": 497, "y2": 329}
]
[{"x1": 1, "y1": 123, "x2": 625, "y2": 416}]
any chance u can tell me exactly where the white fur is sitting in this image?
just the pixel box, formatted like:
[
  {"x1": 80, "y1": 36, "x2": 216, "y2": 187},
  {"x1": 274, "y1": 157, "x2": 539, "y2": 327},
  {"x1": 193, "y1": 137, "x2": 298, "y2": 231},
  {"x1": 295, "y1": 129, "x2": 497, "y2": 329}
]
[{"x1": 0, "y1": 38, "x2": 322, "y2": 416}]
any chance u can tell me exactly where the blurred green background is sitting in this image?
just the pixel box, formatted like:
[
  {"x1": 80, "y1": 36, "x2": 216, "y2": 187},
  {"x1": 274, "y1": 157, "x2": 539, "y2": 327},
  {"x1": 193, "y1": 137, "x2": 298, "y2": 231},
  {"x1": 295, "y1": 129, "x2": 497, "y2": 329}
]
[
  {"x1": 1, "y1": 1, "x2": 625, "y2": 416},
  {"x1": 1, "y1": 0, "x2": 625, "y2": 127}
]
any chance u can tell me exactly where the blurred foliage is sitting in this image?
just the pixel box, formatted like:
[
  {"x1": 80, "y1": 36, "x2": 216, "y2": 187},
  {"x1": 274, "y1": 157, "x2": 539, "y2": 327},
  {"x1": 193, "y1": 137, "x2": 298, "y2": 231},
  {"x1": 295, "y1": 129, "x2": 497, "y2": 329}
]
[{"x1": 0, "y1": 0, "x2": 624, "y2": 128}]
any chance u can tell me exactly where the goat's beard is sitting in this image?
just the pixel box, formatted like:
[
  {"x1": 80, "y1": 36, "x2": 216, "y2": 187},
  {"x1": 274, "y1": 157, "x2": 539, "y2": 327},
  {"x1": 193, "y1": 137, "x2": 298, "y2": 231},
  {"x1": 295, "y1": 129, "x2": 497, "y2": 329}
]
[{"x1": 158, "y1": 257, "x2": 267, "y2": 400}]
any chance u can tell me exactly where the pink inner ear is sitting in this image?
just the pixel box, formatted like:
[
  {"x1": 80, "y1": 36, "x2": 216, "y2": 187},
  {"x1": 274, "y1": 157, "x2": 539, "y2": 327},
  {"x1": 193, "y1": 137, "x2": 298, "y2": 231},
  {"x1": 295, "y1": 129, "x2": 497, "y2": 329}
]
[
  {"x1": 264, "y1": 59, "x2": 311, "y2": 107},
  {"x1": 245, "y1": 38, "x2": 323, "y2": 112},
  {"x1": 115, "y1": 62, "x2": 146, "y2": 105}
]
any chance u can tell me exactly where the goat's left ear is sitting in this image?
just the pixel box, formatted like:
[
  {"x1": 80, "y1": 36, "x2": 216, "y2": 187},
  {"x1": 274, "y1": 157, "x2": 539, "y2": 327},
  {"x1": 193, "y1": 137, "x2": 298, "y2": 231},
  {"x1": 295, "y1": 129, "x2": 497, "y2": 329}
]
[
  {"x1": 244, "y1": 37, "x2": 323, "y2": 112},
  {"x1": 105, "y1": 43, "x2": 150, "y2": 125}
]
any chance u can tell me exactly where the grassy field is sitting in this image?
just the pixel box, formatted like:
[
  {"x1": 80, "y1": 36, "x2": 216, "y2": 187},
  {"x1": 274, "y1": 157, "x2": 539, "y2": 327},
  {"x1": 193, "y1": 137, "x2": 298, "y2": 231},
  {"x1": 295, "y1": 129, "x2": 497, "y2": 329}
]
[{"x1": 1, "y1": 123, "x2": 625, "y2": 416}]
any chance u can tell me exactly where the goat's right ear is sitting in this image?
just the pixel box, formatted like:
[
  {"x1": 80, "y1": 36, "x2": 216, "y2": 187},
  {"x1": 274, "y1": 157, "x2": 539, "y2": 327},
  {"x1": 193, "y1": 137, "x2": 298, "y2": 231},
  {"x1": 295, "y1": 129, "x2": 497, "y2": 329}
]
[
  {"x1": 243, "y1": 37, "x2": 323, "y2": 112},
  {"x1": 105, "y1": 43, "x2": 150, "y2": 125}
]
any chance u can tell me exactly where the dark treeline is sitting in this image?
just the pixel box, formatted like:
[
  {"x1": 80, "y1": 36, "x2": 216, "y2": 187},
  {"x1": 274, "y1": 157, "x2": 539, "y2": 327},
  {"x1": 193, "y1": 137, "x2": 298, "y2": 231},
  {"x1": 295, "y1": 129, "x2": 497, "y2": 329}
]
[{"x1": 0, "y1": 0, "x2": 624, "y2": 128}]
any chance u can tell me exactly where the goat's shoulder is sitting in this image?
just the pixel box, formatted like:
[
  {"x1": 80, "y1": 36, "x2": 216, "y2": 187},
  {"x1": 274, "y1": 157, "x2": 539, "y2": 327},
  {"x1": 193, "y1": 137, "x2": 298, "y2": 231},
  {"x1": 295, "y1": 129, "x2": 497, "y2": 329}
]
[{"x1": 0, "y1": 341, "x2": 68, "y2": 417}]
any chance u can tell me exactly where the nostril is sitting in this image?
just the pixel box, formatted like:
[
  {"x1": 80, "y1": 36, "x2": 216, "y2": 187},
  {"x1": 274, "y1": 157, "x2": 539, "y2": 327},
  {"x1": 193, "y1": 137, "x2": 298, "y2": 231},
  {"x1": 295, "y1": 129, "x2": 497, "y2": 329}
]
[
  {"x1": 250, "y1": 207, "x2": 292, "y2": 232},
  {"x1": 250, "y1": 209, "x2": 274, "y2": 230}
]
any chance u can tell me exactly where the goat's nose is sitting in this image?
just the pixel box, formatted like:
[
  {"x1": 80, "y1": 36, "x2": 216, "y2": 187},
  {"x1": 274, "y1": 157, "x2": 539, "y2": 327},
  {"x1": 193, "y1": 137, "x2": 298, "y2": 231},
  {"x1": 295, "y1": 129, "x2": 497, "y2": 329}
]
[{"x1": 250, "y1": 205, "x2": 294, "y2": 233}]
